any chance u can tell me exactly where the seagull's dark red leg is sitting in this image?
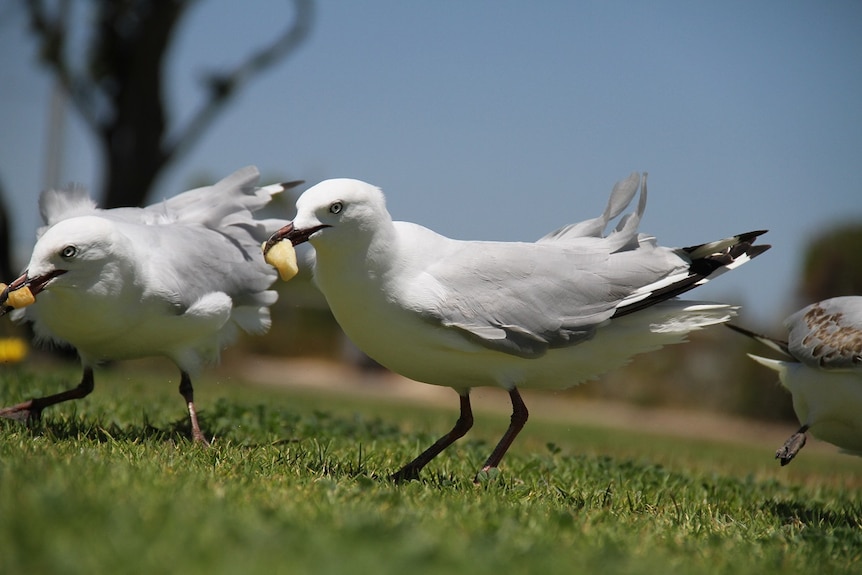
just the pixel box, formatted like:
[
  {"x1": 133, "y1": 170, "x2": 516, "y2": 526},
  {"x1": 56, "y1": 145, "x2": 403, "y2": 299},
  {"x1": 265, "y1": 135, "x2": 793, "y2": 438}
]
[
  {"x1": 178, "y1": 371, "x2": 209, "y2": 446},
  {"x1": 0, "y1": 367, "x2": 95, "y2": 422},
  {"x1": 775, "y1": 424, "x2": 808, "y2": 466},
  {"x1": 390, "y1": 393, "x2": 473, "y2": 482},
  {"x1": 475, "y1": 387, "x2": 529, "y2": 482}
]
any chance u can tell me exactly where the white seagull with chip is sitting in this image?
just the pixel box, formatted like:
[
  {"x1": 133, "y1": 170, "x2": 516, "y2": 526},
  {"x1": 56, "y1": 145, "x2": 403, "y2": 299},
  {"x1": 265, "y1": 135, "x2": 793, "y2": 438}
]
[
  {"x1": 729, "y1": 296, "x2": 862, "y2": 465},
  {"x1": 263, "y1": 173, "x2": 770, "y2": 481},
  {"x1": 0, "y1": 166, "x2": 297, "y2": 445}
]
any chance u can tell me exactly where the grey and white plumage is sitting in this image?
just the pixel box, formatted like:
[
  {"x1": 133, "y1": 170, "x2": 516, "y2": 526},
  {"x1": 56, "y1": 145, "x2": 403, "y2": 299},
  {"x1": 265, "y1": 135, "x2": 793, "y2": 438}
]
[
  {"x1": 0, "y1": 166, "x2": 293, "y2": 444},
  {"x1": 265, "y1": 173, "x2": 770, "y2": 481},
  {"x1": 729, "y1": 296, "x2": 862, "y2": 464}
]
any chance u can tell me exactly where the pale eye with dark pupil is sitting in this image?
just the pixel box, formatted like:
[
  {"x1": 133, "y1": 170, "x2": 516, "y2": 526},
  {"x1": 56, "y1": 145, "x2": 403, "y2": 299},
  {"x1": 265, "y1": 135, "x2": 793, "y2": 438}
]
[
  {"x1": 61, "y1": 246, "x2": 77, "y2": 259},
  {"x1": 330, "y1": 202, "x2": 343, "y2": 214}
]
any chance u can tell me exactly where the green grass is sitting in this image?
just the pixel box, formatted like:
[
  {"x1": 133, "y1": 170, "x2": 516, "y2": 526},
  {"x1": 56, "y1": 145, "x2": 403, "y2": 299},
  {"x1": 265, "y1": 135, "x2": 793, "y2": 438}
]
[{"x1": 1, "y1": 363, "x2": 861, "y2": 575}]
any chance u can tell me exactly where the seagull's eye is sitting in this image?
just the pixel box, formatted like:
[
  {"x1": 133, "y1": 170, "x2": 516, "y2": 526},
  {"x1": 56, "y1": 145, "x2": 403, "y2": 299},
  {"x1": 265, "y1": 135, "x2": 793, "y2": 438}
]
[
  {"x1": 60, "y1": 245, "x2": 78, "y2": 260},
  {"x1": 329, "y1": 202, "x2": 343, "y2": 215}
]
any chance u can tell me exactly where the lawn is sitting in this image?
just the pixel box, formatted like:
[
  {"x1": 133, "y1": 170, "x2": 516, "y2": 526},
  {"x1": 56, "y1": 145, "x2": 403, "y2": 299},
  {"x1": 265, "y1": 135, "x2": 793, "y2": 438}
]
[{"x1": 0, "y1": 362, "x2": 860, "y2": 575}]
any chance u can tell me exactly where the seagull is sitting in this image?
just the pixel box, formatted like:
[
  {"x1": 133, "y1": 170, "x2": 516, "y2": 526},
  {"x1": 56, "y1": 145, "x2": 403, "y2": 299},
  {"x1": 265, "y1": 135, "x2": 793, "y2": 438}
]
[
  {"x1": 264, "y1": 173, "x2": 770, "y2": 481},
  {"x1": 0, "y1": 166, "x2": 297, "y2": 445},
  {"x1": 728, "y1": 296, "x2": 862, "y2": 465}
]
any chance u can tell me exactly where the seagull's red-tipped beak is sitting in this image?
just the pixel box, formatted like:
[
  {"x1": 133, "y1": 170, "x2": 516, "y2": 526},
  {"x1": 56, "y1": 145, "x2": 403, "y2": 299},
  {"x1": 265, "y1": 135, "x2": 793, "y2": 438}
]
[
  {"x1": 0, "y1": 269, "x2": 66, "y2": 316},
  {"x1": 263, "y1": 222, "x2": 330, "y2": 255},
  {"x1": 20, "y1": 269, "x2": 66, "y2": 296}
]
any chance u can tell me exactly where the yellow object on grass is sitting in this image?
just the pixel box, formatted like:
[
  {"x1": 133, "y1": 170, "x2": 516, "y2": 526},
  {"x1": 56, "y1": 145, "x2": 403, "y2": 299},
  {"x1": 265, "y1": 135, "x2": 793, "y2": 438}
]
[{"x1": 0, "y1": 337, "x2": 28, "y2": 363}]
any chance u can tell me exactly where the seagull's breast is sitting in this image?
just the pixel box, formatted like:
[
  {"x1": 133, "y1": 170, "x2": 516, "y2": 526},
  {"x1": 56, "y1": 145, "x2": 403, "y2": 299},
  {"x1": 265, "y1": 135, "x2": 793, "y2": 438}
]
[
  {"x1": 31, "y1": 284, "x2": 184, "y2": 361},
  {"x1": 313, "y1": 246, "x2": 493, "y2": 386}
]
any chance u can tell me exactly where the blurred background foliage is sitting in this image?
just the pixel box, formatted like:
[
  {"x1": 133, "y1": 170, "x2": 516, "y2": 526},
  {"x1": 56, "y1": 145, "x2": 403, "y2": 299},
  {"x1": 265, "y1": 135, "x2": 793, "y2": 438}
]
[{"x1": 797, "y1": 224, "x2": 862, "y2": 306}]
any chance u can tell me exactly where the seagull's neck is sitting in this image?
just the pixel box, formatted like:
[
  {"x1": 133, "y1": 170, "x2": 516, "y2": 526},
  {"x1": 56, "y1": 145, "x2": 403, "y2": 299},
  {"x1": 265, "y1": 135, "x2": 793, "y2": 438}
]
[{"x1": 313, "y1": 221, "x2": 403, "y2": 292}]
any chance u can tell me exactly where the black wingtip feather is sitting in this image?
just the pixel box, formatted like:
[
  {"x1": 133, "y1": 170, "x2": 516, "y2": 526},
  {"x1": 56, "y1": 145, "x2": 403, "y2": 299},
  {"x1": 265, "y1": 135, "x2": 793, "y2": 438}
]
[
  {"x1": 724, "y1": 322, "x2": 761, "y2": 339},
  {"x1": 737, "y1": 229, "x2": 769, "y2": 243},
  {"x1": 280, "y1": 180, "x2": 305, "y2": 190},
  {"x1": 612, "y1": 230, "x2": 769, "y2": 319}
]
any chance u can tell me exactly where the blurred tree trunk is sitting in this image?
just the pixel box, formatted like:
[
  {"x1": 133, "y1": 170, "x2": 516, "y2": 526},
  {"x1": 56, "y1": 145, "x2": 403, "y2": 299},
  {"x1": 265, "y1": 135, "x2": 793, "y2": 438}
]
[
  {"x1": 22, "y1": 0, "x2": 313, "y2": 208},
  {"x1": 92, "y1": 0, "x2": 182, "y2": 208}
]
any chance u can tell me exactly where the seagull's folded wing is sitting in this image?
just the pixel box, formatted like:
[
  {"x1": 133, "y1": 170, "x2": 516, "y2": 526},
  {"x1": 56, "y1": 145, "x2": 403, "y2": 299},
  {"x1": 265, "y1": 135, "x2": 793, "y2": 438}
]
[
  {"x1": 123, "y1": 223, "x2": 276, "y2": 310},
  {"x1": 417, "y1": 238, "x2": 688, "y2": 359}
]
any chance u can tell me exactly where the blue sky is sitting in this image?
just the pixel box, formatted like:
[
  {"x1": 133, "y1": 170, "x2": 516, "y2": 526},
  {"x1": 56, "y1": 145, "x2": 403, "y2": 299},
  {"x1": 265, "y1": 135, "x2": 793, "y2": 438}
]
[{"x1": 1, "y1": 1, "x2": 861, "y2": 326}]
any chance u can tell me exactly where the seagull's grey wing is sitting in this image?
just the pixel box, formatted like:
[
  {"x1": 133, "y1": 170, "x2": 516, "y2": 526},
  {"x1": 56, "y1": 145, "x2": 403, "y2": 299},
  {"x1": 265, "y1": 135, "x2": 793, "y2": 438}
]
[
  {"x1": 124, "y1": 222, "x2": 277, "y2": 313},
  {"x1": 786, "y1": 296, "x2": 862, "y2": 369},
  {"x1": 417, "y1": 236, "x2": 685, "y2": 359},
  {"x1": 100, "y1": 166, "x2": 285, "y2": 305},
  {"x1": 148, "y1": 166, "x2": 289, "y2": 251},
  {"x1": 410, "y1": 172, "x2": 687, "y2": 358},
  {"x1": 538, "y1": 172, "x2": 641, "y2": 243},
  {"x1": 150, "y1": 166, "x2": 281, "y2": 228}
]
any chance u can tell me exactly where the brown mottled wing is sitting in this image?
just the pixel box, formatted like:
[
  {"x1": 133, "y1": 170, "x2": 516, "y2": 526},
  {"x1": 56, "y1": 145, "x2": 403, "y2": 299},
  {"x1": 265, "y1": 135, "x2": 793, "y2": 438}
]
[{"x1": 786, "y1": 296, "x2": 862, "y2": 369}]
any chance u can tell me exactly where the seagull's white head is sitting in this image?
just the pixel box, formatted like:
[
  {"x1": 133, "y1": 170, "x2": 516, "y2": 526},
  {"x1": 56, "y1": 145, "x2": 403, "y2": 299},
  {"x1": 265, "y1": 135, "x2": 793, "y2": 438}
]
[
  {"x1": 18, "y1": 216, "x2": 130, "y2": 297},
  {"x1": 263, "y1": 178, "x2": 391, "y2": 255}
]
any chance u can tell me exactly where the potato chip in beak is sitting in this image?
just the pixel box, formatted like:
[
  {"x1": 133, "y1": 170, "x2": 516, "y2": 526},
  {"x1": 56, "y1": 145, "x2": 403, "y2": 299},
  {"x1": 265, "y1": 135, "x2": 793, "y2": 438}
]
[{"x1": 261, "y1": 240, "x2": 299, "y2": 282}]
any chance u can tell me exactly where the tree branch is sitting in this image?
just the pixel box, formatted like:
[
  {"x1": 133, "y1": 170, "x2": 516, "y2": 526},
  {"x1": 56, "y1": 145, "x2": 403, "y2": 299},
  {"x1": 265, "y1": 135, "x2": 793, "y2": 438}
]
[
  {"x1": 164, "y1": 0, "x2": 314, "y2": 162},
  {"x1": 23, "y1": 0, "x2": 102, "y2": 131}
]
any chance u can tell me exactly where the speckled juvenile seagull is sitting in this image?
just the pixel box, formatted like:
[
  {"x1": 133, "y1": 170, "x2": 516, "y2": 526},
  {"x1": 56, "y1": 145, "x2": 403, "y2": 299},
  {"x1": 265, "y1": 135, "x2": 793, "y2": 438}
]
[
  {"x1": 1, "y1": 166, "x2": 297, "y2": 444},
  {"x1": 729, "y1": 296, "x2": 862, "y2": 464},
  {"x1": 265, "y1": 173, "x2": 769, "y2": 481}
]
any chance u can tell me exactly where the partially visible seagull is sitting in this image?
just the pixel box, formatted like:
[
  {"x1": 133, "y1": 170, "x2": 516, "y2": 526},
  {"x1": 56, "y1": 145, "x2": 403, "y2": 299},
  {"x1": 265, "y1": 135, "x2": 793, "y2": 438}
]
[
  {"x1": 264, "y1": 173, "x2": 770, "y2": 481},
  {"x1": 0, "y1": 166, "x2": 298, "y2": 444},
  {"x1": 728, "y1": 296, "x2": 862, "y2": 465}
]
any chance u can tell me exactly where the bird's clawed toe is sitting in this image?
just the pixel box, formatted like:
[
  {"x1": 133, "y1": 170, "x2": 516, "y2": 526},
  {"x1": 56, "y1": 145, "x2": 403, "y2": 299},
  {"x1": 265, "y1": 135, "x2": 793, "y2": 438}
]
[
  {"x1": 775, "y1": 431, "x2": 807, "y2": 466},
  {"x1": 0, "y1": 401, "x2": 42, "y2": 424},
  {"x1": 389, "y1": 466, "x2": 421, "y2": 483}
]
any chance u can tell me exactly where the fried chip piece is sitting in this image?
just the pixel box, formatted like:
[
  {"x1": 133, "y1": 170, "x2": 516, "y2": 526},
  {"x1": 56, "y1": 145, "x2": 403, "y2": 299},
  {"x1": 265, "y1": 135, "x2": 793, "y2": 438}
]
[
  {"x1": 262, "y1": 240, "x2": 299, "y2": 282},
  {"x1": 5, "y1": 285, "x2": 36, "y2": 309}
]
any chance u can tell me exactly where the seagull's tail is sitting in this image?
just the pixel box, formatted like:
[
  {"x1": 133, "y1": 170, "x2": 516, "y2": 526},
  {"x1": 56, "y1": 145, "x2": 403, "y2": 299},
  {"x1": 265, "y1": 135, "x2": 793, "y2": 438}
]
[
  {"x1": 746, "y1": 353, "x2": 791, "y2": 375},
  {"x1": 612, "y1": 230, "x2": 771, "y2": 318}
]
